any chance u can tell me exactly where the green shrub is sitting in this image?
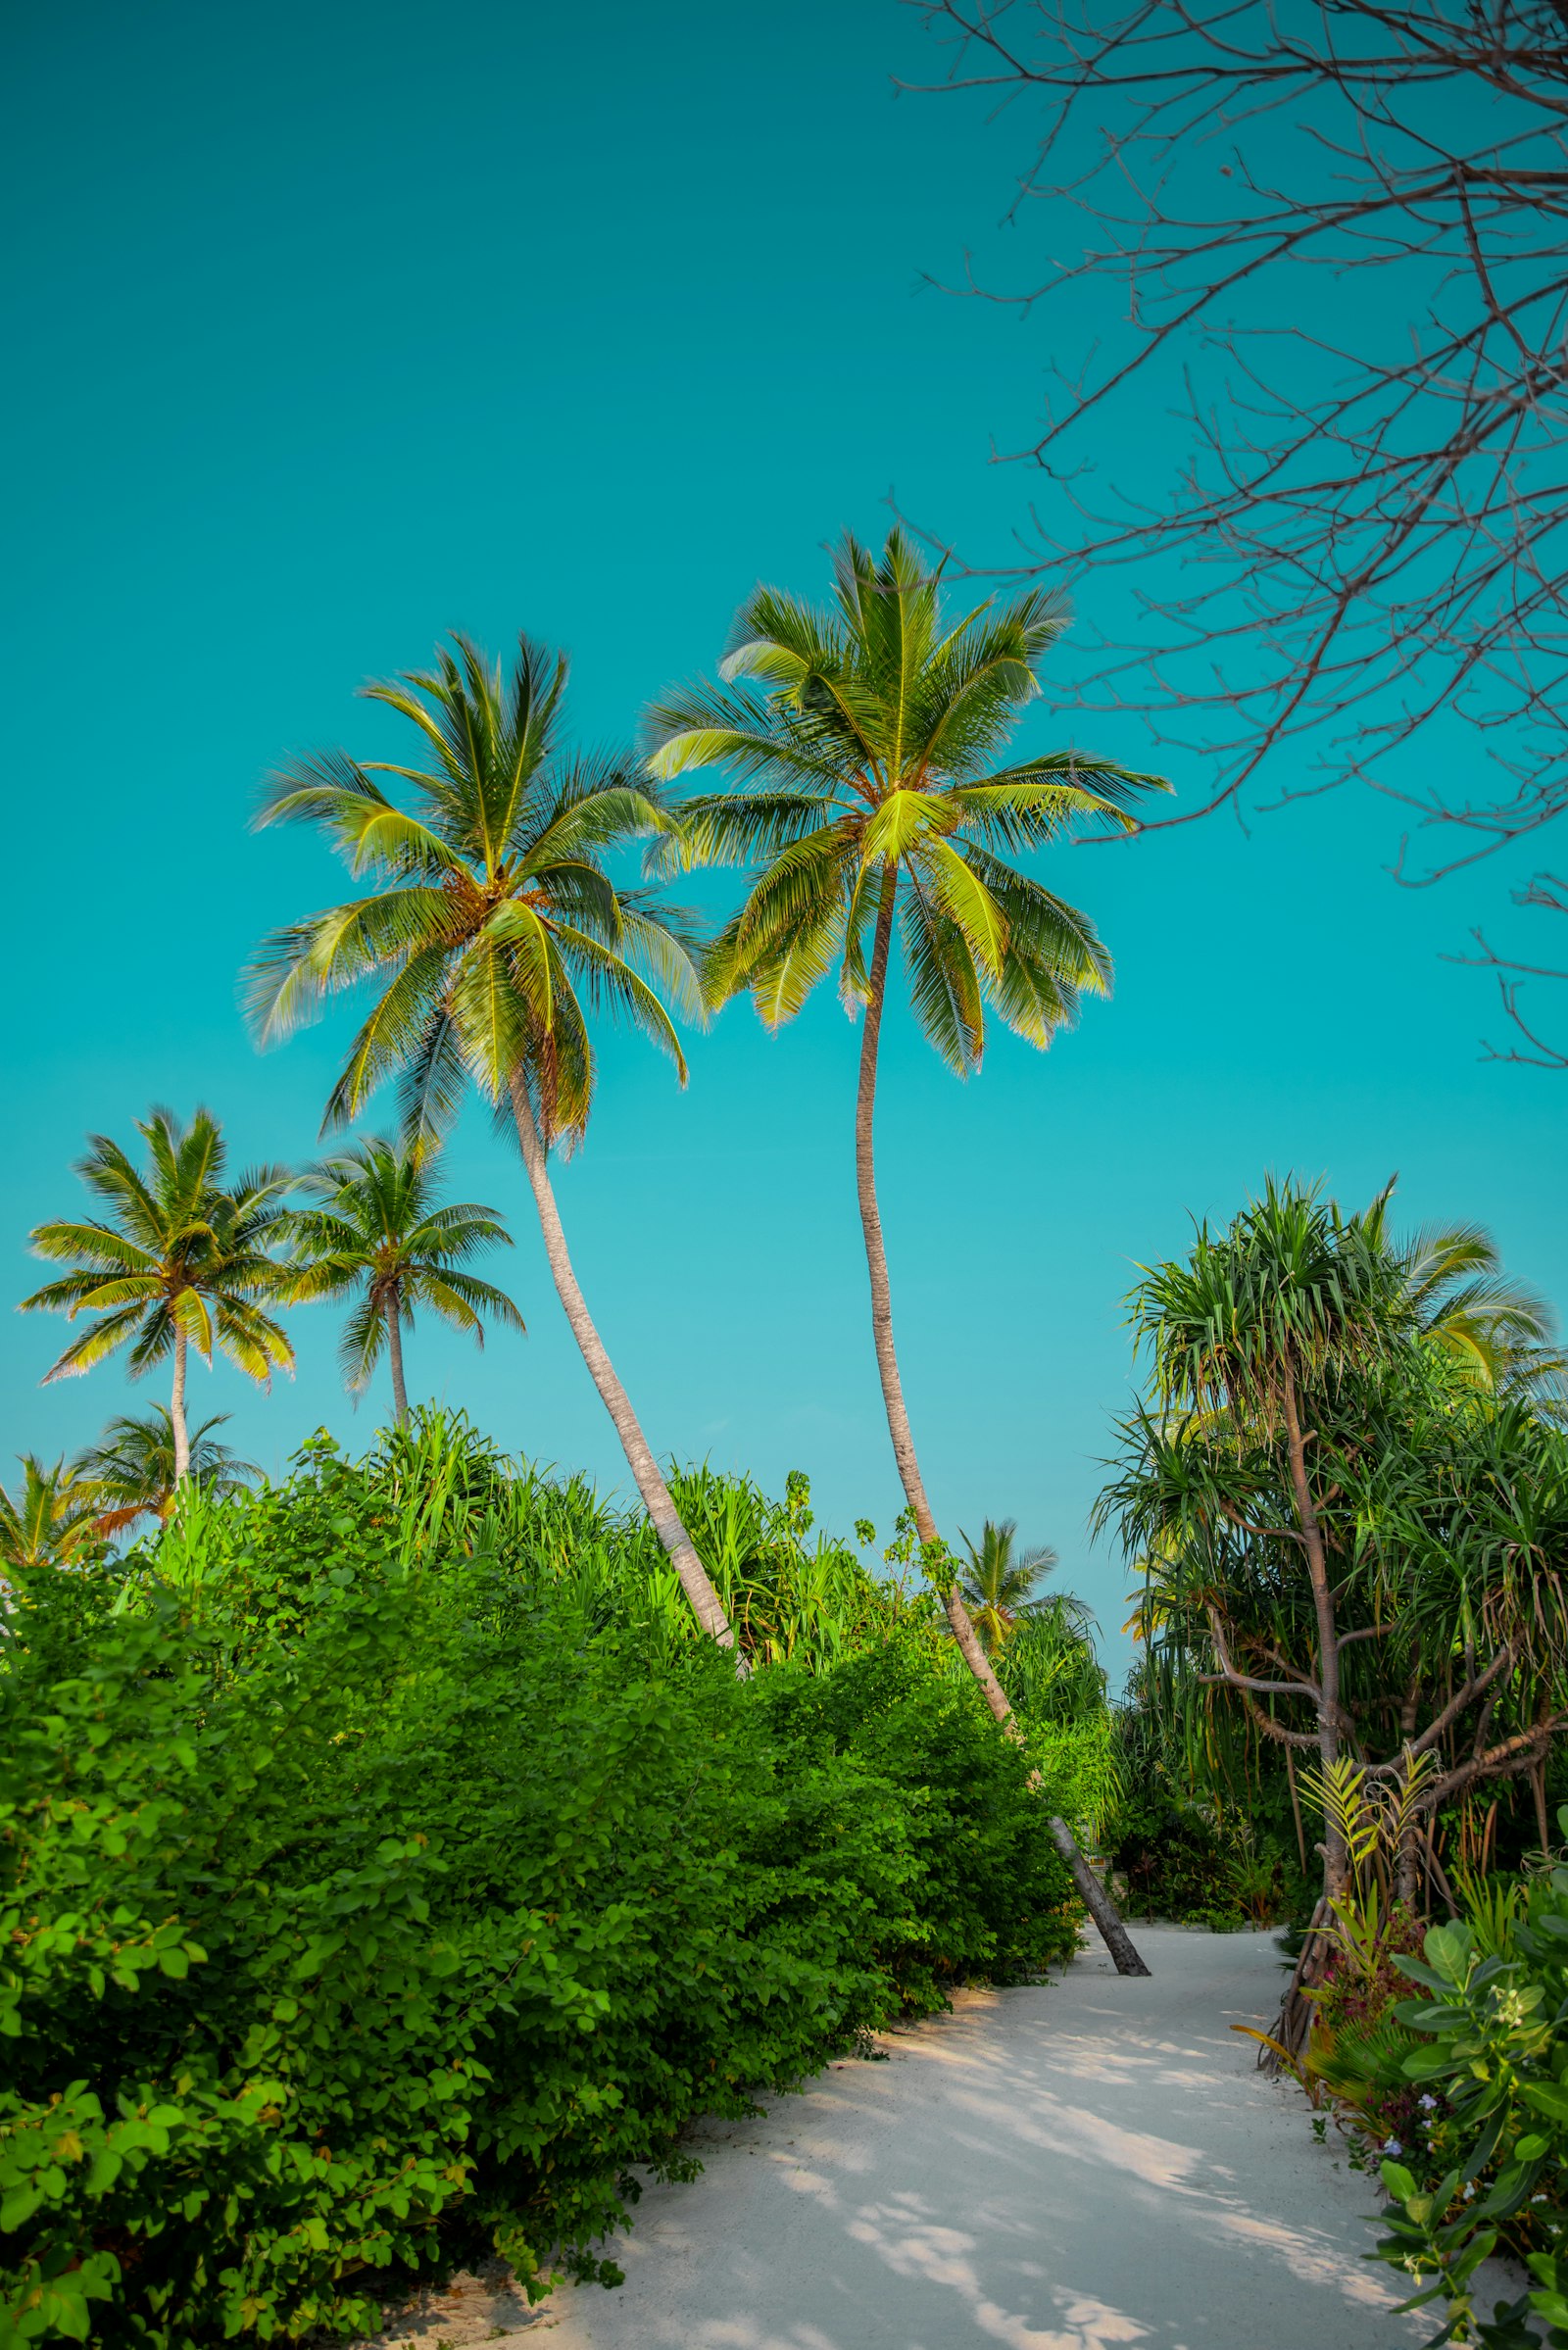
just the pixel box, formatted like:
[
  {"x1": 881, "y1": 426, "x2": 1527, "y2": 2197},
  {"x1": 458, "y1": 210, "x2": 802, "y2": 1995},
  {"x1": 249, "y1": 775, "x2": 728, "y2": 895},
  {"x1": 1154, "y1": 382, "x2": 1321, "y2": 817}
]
[
  {"x1": 0, "y1": 1449, "x2": 1077, "y2": 2348},
  {"x1": 1305, "y1": 1822, "x2": 1568, "y2": 2347}
]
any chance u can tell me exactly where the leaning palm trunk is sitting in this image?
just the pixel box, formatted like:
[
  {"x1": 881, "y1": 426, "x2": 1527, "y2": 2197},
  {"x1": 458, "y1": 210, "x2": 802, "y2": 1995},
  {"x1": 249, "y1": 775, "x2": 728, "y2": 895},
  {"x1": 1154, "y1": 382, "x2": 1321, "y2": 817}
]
[
  {"x1": 170, "y1": 1325, "x2": 191, "y2": 1488},
  {"x1": 858, "y1": 878, "x2": 1015, "y2": 1722},
  {"x1": 508, "y1": 1074, "x2": 735, "y2": 1646},
  {"x1": 858, "y1": 881, "x2": 1149, "y2": 1977}
]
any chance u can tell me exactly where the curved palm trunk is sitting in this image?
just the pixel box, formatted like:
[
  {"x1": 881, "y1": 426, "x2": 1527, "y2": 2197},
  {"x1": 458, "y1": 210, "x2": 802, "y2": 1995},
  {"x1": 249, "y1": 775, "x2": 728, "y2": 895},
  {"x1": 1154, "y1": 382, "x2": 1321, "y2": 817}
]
[
  {"x1": 385, "y1": 1299, "x2": 411, "y2": 1428},
  {"x1": 857, "y1": 874, "x2": 1149, "y2": 1977},
  {"x1": 856, "y1": 870, "x2": 1015, "y2": 1727},
  {"x1": 171, "y1": 1324, "x2": 191, "y2": 1488},
  {"x1": 507, "y1": 1073, "x2": 735, "y2": 1647}
]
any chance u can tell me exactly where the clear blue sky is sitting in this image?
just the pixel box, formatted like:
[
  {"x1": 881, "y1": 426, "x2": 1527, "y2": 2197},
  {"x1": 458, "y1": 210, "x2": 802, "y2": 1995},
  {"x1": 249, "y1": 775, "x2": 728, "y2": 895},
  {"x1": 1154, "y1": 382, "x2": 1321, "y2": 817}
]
[{"x1": 5, "y1": 0, "x2": 1563, "y2": 1681}]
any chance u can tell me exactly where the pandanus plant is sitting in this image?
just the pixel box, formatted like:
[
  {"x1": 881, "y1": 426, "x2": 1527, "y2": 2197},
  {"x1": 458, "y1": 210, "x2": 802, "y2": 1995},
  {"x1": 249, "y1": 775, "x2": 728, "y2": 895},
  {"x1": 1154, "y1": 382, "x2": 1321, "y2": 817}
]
[
  {"x1": 646, "y1": 526, "x2": 1167, "y2": 1717},
  {"x1": 247, "y1": 633, "x2": 735, "y2": 1645}
]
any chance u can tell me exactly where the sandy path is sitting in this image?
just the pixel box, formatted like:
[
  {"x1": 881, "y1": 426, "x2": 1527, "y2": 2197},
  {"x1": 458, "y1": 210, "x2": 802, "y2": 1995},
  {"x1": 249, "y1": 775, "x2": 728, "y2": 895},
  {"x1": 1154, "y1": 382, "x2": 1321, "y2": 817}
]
[{"x1": 376, "y1": 1925, "x2": 1496, "y2": 2350}]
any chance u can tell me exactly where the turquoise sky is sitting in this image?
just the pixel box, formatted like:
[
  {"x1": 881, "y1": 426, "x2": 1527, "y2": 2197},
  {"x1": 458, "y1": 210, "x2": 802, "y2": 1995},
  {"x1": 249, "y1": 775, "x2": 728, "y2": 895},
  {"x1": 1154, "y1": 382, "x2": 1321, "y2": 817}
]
[{"x1": 6, "y1": 1, "x2": 1564, "y2": 1679}]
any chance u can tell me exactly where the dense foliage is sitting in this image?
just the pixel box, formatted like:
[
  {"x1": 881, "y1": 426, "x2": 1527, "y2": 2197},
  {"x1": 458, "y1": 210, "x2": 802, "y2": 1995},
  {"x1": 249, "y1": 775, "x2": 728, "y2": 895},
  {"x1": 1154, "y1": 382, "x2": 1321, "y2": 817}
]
[
  {"x1": 0, "y1": 1429, "x2": 1085, "y2": 2349},
  {"x1": 1298, "y1": 1821, "x2": 1568, "y2": 2348}
]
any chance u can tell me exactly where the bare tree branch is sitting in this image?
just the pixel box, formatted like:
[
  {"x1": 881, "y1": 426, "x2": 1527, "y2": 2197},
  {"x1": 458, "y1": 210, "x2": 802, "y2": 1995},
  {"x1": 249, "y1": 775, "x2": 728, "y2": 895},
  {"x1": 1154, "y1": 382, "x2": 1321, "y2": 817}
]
[{"x1": 905, "y1": 0, "x2": 1568, "y2": 1055}]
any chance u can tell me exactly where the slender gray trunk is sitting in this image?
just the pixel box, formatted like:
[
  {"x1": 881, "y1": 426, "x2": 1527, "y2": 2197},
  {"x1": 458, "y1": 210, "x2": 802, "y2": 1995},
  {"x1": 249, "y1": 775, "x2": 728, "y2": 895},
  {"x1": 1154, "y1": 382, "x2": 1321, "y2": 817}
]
[
  {"x1": 853, "y1": 869, "x2": 1149, "y2": 1979},
  {"x1": 1281, "y1": 1367, "x2": 1349, "y2": 1900},
  {"x1": 855, "y1": 868, "x2": 1014, "y2": 1724},
  {"x1": 1049, "y1": 1818, "x2": 1152, "y2": 1977},
  {"x1": 171, "y1": 1322, "x2": 191, "y2": 1488},
  {"x1": 506, "y1": 1073, "x2": 735, "y2": 1647},
  {"x1": 386, "y1": 1297, "x2": 410, "y2": 1428}
]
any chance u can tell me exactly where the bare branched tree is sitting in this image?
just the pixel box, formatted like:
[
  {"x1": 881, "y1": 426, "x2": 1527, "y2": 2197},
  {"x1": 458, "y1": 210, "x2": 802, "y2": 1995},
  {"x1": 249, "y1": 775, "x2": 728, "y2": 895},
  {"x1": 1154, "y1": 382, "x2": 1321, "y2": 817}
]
[{"x1": 905, "y1": 0, "x2": 1568, "y2": 1058}]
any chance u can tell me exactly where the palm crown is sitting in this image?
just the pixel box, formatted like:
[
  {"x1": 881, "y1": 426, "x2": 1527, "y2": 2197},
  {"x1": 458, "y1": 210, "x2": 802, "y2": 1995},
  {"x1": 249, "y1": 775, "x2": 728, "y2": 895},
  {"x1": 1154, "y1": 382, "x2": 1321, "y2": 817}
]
[
  {"x1": 248, "y1": 633, "x2": 700, "y2": 1147},
  {"x1": 21, "y1": 1108, "x2": 293, "y2": 1427},
  {"x1": 957, "y1": 1518, "x2": 1062, "y2": 1654},
  {"x1": 75, "y1": 1407, "x2": 259, "y2": 1535},
  {"x1": 0, "y1": 1455, "x2": 104, "y2": 1578},
  {"x1": 282, "y1": 1137, "x2": 523, "y2": 1419},
  {"x1": 645, "y1": 526, "x2": 1168, "y2": 1062}
]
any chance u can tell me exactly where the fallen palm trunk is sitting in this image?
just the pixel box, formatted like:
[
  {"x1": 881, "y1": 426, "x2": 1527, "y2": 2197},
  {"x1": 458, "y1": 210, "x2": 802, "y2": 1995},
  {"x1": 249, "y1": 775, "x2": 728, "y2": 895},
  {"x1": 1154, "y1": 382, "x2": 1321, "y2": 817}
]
[{"x1": 1048, "y1": 1816, "x2": 1152, "y2": 1977}]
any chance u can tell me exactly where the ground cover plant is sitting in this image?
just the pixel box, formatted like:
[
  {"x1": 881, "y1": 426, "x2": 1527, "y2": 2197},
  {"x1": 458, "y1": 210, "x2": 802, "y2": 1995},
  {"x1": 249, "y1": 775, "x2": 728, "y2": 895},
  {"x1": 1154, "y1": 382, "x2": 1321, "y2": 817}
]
[{"x1": 0, "y1": 1422, "x2": 1089, "y2": 2350}]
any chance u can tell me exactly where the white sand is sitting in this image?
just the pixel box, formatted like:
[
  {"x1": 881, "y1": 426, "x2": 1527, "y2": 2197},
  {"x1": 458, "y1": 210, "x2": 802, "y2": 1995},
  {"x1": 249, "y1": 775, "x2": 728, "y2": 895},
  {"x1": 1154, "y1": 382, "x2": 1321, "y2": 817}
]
[{"x1": 374, "y1": 1925, "x2": 1526, "y2": 2349}]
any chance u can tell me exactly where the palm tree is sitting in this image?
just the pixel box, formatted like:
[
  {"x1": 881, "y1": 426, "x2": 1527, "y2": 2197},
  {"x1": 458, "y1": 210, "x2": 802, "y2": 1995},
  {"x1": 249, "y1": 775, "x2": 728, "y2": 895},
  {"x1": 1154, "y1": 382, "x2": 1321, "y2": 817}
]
[
  {"x1": 282, "y1": 1136, "x2": 524, "y2": 1425},
  {"x1": 21, "y1": 1108, "x2": 294, "y2": 1488},
  {"x1": 956, "y1": 1518, "x2": 1060, "y2": 1654},
  {"x1": 0, "y1": 1455, "x2": 104, "y2": 1579},
  {"x1": 74, "y1": 1406, "x2": 259, "y2": 1537},
  {"x1": 245, "y1": 632, "x2": 735, "y2": 1646},
  {"x1": 645, "y1": 526, "x2": 1166, "y2": 1716},
  {"x1": 1393, "y1": 1212, "x2": 1564, "y2": 1404}
]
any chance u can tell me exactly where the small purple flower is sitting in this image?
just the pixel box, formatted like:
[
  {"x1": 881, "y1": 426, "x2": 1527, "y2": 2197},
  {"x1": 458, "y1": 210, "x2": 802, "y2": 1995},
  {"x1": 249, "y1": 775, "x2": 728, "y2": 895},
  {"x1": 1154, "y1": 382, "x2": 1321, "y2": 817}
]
[
  {"x1": 1418, "y1": 2095, "x2": 1438, "y2": 2112},
  {"x1": 1384, "y1": 2137, "x2": 1403, "y2": 2156}
]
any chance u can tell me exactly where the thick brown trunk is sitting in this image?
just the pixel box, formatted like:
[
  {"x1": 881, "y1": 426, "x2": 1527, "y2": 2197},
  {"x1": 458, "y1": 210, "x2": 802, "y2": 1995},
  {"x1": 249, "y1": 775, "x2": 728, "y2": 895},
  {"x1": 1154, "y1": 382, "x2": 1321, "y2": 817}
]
[
  {"x1": 171, "y1": 1323, "x2": 191, "y2": 1488},
  {"x1": 855, "y1": 869, "x2": 1013, "y2": 1726},
  {"x1": 1281, "y1": 1367, "x2": 1348, "y2": 1899},
  {"x1": 386, "y1": 1297, "x2": 410, "y2": 1428},
  {"x1": 507, "y1": 1073, "x2": 735, "y2": 1648}
]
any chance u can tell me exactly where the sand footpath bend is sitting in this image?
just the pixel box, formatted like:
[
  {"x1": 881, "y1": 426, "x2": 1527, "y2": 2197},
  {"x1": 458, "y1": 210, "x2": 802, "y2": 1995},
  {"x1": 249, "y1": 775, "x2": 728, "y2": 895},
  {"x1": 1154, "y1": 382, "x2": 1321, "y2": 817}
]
[{"x1": 368, "y1": 1923, "x2": 1530, "y2": 2350}]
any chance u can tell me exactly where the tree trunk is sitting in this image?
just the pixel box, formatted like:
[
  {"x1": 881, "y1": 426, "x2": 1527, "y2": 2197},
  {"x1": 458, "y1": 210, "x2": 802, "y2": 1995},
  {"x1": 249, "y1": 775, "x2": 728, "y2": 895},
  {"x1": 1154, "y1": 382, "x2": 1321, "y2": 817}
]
[
  {"x1": 386, "y1": 1297, "x2": 410, "y2": 1428},
  {"x1": 1531, "y1": 1759, "x2": 1551, "y2": 1859},
  {"x1": 1280, "y1": 1366, "x2": 1348, "y2": 1899},
  {"x1": 855, "y1": 868, "x2": 1014, "y2": 1725},
  {"x1": 851, "y1": 871, "x2": 1150, "y2": 1981},
  {"x1": 1048, "y1": 1817, "x2": 1152, "y2": 1977},
  {"x1": 507, "y1": 1072, "x2": 735, "y2": 1647},
  {"x1": 171, "y1": 1322, "x2": 191, "y2": 1489}
]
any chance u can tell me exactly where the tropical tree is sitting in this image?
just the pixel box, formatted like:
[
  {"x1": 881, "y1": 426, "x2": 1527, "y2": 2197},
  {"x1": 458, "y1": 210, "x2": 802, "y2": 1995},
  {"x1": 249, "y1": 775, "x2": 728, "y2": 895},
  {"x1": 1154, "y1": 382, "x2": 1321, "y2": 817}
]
[
  {"x1": 1101, "y1": 1177, "x2": 1568, "y2": 1915},
  {"x1": 645, "y1": 525, "x2": 1166, "y2": 1714},
  {"x1": 21, "y1": 1108, "x2": 294, "y2": 1488},
  {"x1": 956, "y1": 1517, "x2": 1060, "y2": 1654},
  {"x1": 280, "y1": 1137, "x2": 523, "y2": 1426},
  {"x1": 74, "y1": 1406, "x2": 259, "y2": 1537},
  {"x1": 245, "y1": 633, "x2": 735, "y2": 1645},
  {"x1": 0, "y1": 1455, "x2": 104, "y2": 1579}
]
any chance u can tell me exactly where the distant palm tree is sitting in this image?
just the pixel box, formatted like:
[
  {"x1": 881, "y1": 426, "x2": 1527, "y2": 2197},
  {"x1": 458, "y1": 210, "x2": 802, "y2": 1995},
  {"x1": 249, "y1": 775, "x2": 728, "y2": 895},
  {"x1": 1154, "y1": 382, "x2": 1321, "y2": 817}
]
[
  {"x1": 1396, "y1": 1216, "x2": 1564, "y2": 1403},
  {"x1": 0, "y1": 1454, "x2": 104, "y2": 1578},
  {"x1": 246, "y1": 633, "x2": 735, "y2": 1646},
  {"x1": 75, "y1": 1405, "x2": 259, "y2": 1537},
  {"x1": 282, "y1": 1136, "x2": 523, "y2": 1424},
  {"x1": 956, "y1": 1518, "x2": 1061, "y2": 1654},
  {"x1": 21, "y1": 1108, "x2": 293, "y2": 1488},
  {"x1": 646, "y1": 526, "x2": 1165, "y2": 1716}
]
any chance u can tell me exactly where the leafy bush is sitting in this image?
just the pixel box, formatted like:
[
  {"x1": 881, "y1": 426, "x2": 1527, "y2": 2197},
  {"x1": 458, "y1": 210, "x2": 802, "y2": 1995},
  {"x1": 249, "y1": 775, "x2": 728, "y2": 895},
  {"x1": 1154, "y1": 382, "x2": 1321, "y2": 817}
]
[
  {"x1": 1306, "y1": 1820, "x2": 1568, "y2": 2347},
  {"x1": 0, "y1": 1442, "x2": 1078, "y2": 2347}
]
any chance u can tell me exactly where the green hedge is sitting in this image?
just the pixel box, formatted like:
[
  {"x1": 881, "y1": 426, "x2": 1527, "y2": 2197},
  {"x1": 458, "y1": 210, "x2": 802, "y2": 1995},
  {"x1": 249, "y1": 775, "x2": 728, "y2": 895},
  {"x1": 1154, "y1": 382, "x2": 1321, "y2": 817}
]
[{"x1": 0, "y1": 1472, "x2": 1077, "y2": 2347}]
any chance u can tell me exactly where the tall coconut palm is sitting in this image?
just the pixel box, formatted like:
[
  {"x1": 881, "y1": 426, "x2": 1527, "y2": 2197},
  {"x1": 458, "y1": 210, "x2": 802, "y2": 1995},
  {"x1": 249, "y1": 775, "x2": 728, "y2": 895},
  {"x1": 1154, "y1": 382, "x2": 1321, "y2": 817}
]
[
  {"x1": 245, "y1": 632, "x2": 735, "y2": 1646},
  {"x1": 645, "y1": 526, "x2": 1167, "y2": 1717},
  {"x1": 74, "y1": 1406, "x2": 259, "y2": 1537},
  {"x1": 21, "y1": 1108, "x2": 294, "y2": 1487},
  {"x1": 956, "y1": 1518, "x2": 1060, "y2": 1655},
  {"x1": 282, "y1": 1136, "x2": 524, "y2": 1425}
]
